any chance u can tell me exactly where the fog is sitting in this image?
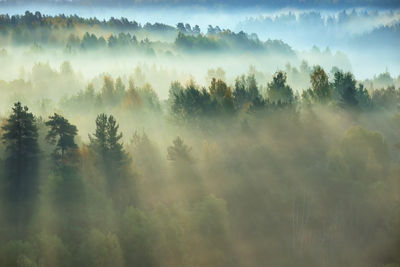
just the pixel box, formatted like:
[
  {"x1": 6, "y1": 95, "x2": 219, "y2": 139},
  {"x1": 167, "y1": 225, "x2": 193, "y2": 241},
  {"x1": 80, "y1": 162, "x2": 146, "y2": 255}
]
[
  {"x1": 0, "y1": 5, "x2": 399, "y2": 267},
  {"x1": 1, "y1": 5, "x2": 399, "y2": 78}
]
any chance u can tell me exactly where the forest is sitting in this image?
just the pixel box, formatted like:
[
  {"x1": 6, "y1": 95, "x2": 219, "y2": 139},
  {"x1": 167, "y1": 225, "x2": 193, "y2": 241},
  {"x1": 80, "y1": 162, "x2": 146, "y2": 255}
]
[
  {"x1": 0, "y1": 63, "x2": 400, "y2": 267},
  {"x1": 0, "y1": 5, "x2": 400, "y2": 267}
]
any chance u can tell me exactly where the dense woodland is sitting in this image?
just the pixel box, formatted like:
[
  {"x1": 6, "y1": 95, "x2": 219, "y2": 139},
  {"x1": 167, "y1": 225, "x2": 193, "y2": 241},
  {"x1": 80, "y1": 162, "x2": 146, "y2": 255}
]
[
  {"x1": 0, "y1": 11, "x2": 294, "y2": 56},
  {"x1": 0, "y1": 63, "x2": 399, "y2": 266},
  {"x1": 0, "y1": 8, "x2": 399, "y2": 267}
]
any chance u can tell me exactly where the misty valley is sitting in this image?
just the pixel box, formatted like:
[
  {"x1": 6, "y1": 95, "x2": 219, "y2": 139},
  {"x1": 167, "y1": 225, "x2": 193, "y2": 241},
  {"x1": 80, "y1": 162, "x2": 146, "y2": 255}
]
[{"x1": 0, "y1": 8, "x2": 399, "y2": 267}]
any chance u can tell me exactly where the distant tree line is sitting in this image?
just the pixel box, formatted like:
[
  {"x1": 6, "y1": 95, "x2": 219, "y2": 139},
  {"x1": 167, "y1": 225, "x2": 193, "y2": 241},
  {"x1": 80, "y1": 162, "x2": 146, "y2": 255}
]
[
  {"x1": 175, "y1": 30, "x2": 294, "y2": 54},
  {"x1": 57, "y1": 65, "x2": 400, "y2": 123},
  {"x1": 168, "y1": 67, "x2": 399, "y2": 124},
  {"x1": 0, "y1": 11, "x2": 296, "y2": 56}
]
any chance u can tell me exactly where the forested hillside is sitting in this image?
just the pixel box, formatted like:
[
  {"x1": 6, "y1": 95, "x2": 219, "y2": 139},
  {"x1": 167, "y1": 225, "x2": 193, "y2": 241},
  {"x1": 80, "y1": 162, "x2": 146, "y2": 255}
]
[
  {"x1": 0, "y1": 64, "x2": 400, "y2": 267},
  {"x1": 0, "y1": 8, "x2": 399, "y2": 267}
]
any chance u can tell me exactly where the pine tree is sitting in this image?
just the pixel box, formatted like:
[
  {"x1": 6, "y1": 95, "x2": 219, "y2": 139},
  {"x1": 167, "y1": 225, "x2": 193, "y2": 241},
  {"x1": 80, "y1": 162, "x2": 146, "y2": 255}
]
[
  {"x1": 89, "y1": 113, "x2": 108, "y2": 161},
  {"x1": 107, "y1": 115, "x2": 126, "y2": 164},
  {"x1": 89, "y1": 114, "x2": 130, "y2": 203},
  {"x1": 45, "y1": 113, "x2": 78, "y2": 161},
  {"x1": 1, "y1": 102, "x2": 39, "y2": 226},
  {"x1": 46, "y1": 114, "x2": 86, "y2": 247}
]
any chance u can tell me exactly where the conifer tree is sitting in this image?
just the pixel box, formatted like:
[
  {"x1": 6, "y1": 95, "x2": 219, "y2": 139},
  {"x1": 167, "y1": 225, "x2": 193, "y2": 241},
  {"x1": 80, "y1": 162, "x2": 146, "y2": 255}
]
[
  {"x1": 45, "y1": 113, "x2": 78, "y2": 161},
  {"x1": 1, "y1": 102, "x2": 39, "y2": 226}
]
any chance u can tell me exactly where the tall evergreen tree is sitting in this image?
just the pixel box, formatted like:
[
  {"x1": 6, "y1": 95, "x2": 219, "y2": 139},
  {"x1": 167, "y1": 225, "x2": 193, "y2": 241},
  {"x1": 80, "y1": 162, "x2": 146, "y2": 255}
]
[
  {"x1": 89, "y1": 114, "x2": 131, "y2": 205},
  {"x1": 107, "y1": 115, "x2": 126, "y2": 164},
  {"x1": 333, "y1": 71, "x2": 358, "y2": 108},
  {"x1": 1, "y1": 102, "x2": 39, "y2": 226},
  {"x1": 46, "y1": 114, "x2": 86, "y2": 248},
  {"x1": 89, "y1": 113, "x2": 108, "y2": 161}
]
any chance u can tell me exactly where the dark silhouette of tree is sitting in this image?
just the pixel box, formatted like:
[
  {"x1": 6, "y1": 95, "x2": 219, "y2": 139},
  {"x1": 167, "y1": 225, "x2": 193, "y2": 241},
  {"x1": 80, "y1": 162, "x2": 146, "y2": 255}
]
[
  {"x1": 332, "y1": 71, "x2": 358, "y2": 108},
  {"x1": 233, "y1": 74, "x2": 263, "y2": 111},
  {"x1": 89, "y1": 114, "x2": 132, "y2": 207},
  {"x1": 176, "y1": 22, "x2": 186, "y2": 33},
  {"x1": 45, "y1": 115, "x2": 86, "y2": 250},
  {"x1": 193, "y1": 25, "x2": 201, "y2": 35},
  {"x1": 1, "y1": 102, "x2": 39, "y2": 228},
  {"x1": 45, "y1": 113, "x2": 78, "y2": 161},
  {"x1": 266, "y1": 71, "x2": 294, "y2": 105},
  {"x1": 171, "y1": 83, "x2": 216, "y2": 120},
  {"x1": 89, "y1": 113, "x2": 108, "y2": 162},
  {"x1": 106, "y1": 115, "x2": 126, "y2": 167},
  {"x1": 355, "y1": 84, "x2": 372, "y2": 110},
  {"x1": 233, "y1": 75, "x2": 248, "y2": 110}
]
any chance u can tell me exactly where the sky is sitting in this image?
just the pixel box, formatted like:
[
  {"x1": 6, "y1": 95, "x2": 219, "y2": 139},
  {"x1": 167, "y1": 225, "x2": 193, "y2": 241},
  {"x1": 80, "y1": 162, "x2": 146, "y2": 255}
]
[{"x1": 0, "y1": 0, "x2": 399, "y2": 8}]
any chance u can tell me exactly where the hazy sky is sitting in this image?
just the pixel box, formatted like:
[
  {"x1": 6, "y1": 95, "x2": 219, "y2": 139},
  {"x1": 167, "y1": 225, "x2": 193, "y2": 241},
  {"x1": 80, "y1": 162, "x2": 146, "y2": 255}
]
[{"x1": 1, "y1": 0, "x2": 399, "y2": 8}]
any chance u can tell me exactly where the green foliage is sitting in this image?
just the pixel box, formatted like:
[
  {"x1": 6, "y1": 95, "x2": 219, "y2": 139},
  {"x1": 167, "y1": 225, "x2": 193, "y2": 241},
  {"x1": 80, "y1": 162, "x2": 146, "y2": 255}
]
[
  {"x1": 170, "y1": 76, "x2": 265, "y2": 122},
  {"x1": 355, "y1": 83, "x2": 372, "y2": 110},
  {"x1": 79, "y1": 230, "x2": 124, "y2": 267},
  {"x1": 171, "y1": 83, "x2": 216, "y2": 120},
  {"x1": 309, "y1": 65, "x2": 331, "y2": 102},
  {"x1": 233, "y1": 74, "x2": 264, "y2": 111},
  {"x1": 175, "y1": 31, "x2": 294, "y2": 54},
  {"x1": 119, "y1": 207, "x2": 154, "y2": 267},
  {"x1": 45, "y1": 113, "x2": 78, "y2": 160},
  {"x1": 332, "y1": 71, "x2": 359, "y2": 108},
  {"x1": 329, "y1": 126, "x2": 390, "y2": 181},
  {"x1": 0, "y1": 240, "x2": 38, "y2": 267},
  {"x1": 1, "y1": 102, "x2": 39, "y2": 225},
  {"x1": 175, "y1": 31, "x2": 221, "y2": 51},
  {"x1": 372, "y1": 86, "x2": 400, "y2": 110},
  {"x1": 81, "y1": 32, "x2": 106, "y2": 50},
  {"x1": 89, "y1": 114, "x2": 128, "y2": 173},
  {"x1": 0, "y1": 68, "x2": 400, "y2": 267},
  {"x1": 89, "y1": 114, "x2": 133, "y2": 207},
  {"x1": 35, "y1": 233, "x2": 71, "y2": 267},
  {"x1": 2, "y1": 102, "x2": 39, "y2": 161},
  {"x1": 266, "y1": 71, "x2": 294, "y2": 105},
  {"x1": 209, "y1": 78, "x2": 235, "y2": 114}
]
